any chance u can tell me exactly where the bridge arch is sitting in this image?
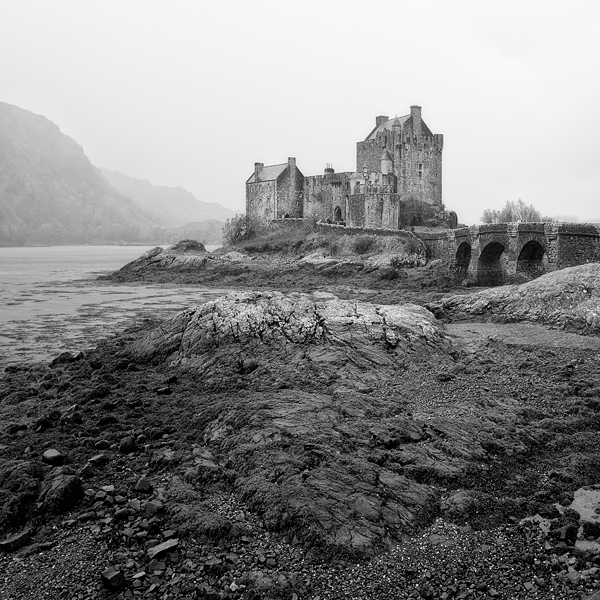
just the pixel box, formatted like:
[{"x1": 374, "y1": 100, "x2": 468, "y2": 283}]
[
  {"x1": 455, "y1": 242, "x2": 472, "y2": 280},
  {"x1": 516, "y1": 240, "x2": 547, "y2": 279},
  {"x1": 477, "y1": 241, "x2": 506, "y2": 286}
]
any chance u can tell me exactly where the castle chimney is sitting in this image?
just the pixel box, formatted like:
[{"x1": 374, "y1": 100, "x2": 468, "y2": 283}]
[
  {"x1": 287, "y1": 157, "x2": 296, "y2": 170},
  {"x1": 410, "y1": 105, "x2": 422, "y2": 135},
  {"x1": 324, "y1": 163, "x2": 335, "y2": 175},
  {"x1": 376, "y1": 115, "x2": 389, "y2": 127},
  {"x1": 254, "y1": 162, "x2": 264, "y2": 181}
]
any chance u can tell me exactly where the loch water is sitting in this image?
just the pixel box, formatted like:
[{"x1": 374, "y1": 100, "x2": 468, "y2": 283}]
[{"x1": 0, "y1": 245, "x2": 228, "y2": 366}]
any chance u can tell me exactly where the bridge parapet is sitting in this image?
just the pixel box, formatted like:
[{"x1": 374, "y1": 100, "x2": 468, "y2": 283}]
[{"x1": 415, "y1": 222, "x2": 600, "y2": 286}]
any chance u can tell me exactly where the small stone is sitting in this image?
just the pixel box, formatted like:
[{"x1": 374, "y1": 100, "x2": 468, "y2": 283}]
[
  {"x1": 119, "y1": 436, "x2": 138, "y2": 454},
  {"x1": 155, "y1": 387, "x2": 172, "y2": 395},
  {"x1": 114, "y1": 508, "x2": 131, "y2": 520},
  {"x1": 78, "y1": 464, "x2": 95, "y2": 479},
  {"x1": 94, "y1": 440, "x2": 111, "y2": 450},
  {"x1": 88, "y1": 454, "x2": 109, "y2": 467},
  {"x1": 42, "y1": 448, "x2": 65, "y2": 465},
  {"x1": 78, "y1": 511, "x2": 96, "y2": 522},
  {"x1": 145, "y1": 500, "x2": 163, "y2": 515},
  {"x1": 101, "y1": 566, "x2": 126, "y2": 590},
  {"x1": 147, "y1": 538, "x2": 179, "y2": 559},
  {"x1": 128, "y1": 499, "x2": 141, "y2": 511},
  {"x1": 567, "y1": 571, "x2": 581, "y2": 585},
  {"x1": 135, "y1": 477, "x2": 153, "y2": 494}
]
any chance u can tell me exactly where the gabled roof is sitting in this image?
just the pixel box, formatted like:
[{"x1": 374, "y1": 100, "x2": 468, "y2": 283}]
[
  {"x1": 246, "y1": 163, "x2": 287, "y2": 184},
  {"x1": 365, "y1": 114, "x2": 410, "y2": 140}
]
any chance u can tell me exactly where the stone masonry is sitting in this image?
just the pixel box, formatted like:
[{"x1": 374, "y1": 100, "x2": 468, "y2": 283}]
[
  {"x1": 419, "y1": 222, "x2": 600, "y2": 286},
  {"x1": 246, "y1": 106, "x2": 444, "y2": 230}
]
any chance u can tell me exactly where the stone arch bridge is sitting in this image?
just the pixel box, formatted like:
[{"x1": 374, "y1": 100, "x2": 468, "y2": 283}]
[{"x1": 420, "y1": 223, "x2": 600, "y2": 286}]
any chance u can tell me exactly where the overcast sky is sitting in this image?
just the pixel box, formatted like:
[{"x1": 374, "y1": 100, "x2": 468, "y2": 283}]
[{"x1": 2, "y1": 0, "x2": 599, "y2": 225}]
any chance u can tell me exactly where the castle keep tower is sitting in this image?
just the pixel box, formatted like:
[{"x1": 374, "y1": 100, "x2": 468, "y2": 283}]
[{"x1": 356, "y1": 105, "x2": 443, "y2": 206}]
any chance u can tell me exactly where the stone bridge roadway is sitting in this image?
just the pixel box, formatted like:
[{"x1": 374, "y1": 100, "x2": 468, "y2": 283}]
[{"x1": 419, "y1": 222, "x2": 600, "y2": 286}]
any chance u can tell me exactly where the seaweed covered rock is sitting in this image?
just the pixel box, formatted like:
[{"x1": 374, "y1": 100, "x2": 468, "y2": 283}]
[
  {"x1": 121, "y1": 292, "x2": 504, "y2": 555},
  {"x1": 108, "y1": 241, "x2": 209, "y2": 280}
]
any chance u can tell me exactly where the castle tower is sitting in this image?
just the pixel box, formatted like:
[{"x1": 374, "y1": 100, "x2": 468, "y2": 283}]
[
  {"x1": 356, "y1": 105, "x2": 442, "y2": 206},
  {"x1": 381, "y1": 150, "x2": 393, "y2": 175}
]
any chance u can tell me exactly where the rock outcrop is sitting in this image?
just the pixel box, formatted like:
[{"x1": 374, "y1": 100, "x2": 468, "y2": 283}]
[
  {"x1": 124, "y1": 292, "x2": 456, "y2": 553},
  {"x1": 428, "y1": 263, "x2": 600, "y2": 335}
]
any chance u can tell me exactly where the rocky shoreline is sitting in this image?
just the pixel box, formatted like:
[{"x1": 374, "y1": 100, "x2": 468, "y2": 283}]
[{"x1": 2, "y1": 245, "x2": 600, "y2": 599}]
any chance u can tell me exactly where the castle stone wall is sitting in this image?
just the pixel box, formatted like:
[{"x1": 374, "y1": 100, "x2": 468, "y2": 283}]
[
  {"x1": 275, "y1": 162, "x2": 304, "y2": 219},
  {"x1": 246, "y1": 181, "x2": 276, "y2": 222}
]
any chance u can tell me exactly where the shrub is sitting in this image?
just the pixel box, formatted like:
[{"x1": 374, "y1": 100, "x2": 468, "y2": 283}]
[
  {"x1": 352, "y1": 235, "x2": 375, "y2": 255},
  {"x1": 222, "y1": 215, "x2": 265, "y2": 245}
]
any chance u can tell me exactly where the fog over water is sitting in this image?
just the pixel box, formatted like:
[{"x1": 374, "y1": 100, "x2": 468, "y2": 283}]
[{"x1": 0, "y1": 245, "x2": 229, "y2": 366}]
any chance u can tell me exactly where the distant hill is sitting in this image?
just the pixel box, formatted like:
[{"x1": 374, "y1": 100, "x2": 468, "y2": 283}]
[
  {"x1": 100, "y1": 169, "x2": 236, "y2": 228},
  {"x1": 164, "y1": 220, "x2": 226, "y2": 245},
  {"x1": 0, "y1": 101, "x2": 160, "y2": 246}
]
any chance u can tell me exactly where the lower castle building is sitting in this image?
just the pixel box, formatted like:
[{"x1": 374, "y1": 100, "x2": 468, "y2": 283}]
[{"x1": 246, "y1": 105, "x2": 445, "y2": 230}]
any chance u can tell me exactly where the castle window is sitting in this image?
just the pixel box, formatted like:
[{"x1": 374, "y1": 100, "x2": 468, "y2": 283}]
[{"x1": 418, "y1": 163, "x2": 423, "y2": 179}]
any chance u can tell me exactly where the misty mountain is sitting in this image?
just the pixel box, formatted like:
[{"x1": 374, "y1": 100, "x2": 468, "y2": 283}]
[
  {"x1": 0, "y1": 101, "x2": 161, "y2": 246},
  {"x1": 164, "y1": 220, "x2": 226, "y2": 245},
  {"x1": 100, "y1": 169, "x2": 236, "y2": 229}
]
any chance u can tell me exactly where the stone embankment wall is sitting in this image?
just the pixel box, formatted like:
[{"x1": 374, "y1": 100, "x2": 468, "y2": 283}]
[
  {"x1": 267, "y1": 218, "x2": 418, "y2": 240},
  {"x1": 418, "y1": 222, "x2": 600, "y2": 286}
]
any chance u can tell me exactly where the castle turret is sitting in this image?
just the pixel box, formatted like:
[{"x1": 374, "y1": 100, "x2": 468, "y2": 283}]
[{"x1": 381, "y1": 150, "x2": 393, "y2": 175}]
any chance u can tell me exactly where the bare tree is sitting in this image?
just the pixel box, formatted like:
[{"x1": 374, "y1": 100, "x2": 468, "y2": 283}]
[{"x1": 481, "y1": 199, "x2": 546, "y2": 223}]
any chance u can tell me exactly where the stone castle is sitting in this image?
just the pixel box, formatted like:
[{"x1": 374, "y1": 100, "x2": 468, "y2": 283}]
[{"x1": 246, "y1": 105, "x2": 446, "y2": 230}]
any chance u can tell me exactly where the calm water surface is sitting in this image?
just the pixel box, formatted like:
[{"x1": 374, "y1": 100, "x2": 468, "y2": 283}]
[{"x1": 0, "y1": 245, "x2": 229, "y2": 366}]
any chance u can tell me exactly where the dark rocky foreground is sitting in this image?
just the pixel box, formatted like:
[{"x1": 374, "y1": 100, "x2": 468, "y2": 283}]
[{"x1": 1, "y1": 275, "x2": 600, "y2": 598}]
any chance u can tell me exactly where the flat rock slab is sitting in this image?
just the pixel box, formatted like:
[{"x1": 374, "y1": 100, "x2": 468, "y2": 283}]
[
  {"x1": 42, "y1": 448, "x2": 65, "y2": 465},
  {"x1": 447, "y1": 322, "x2": 600, "y2": 350},
  {"x1": 0, "y1": 528, "x2": 31, "y2": 552},
  {"x1": 147, "y1": 538, "x2": 178, "y2": 559}
]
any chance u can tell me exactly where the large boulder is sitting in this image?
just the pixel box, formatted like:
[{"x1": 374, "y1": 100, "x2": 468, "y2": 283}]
[
  {"x1": 128, "y1": 290, "x2": 451, "y2": 372},
  {"x1": 428, "y1": 263, "x2": 600, "y2": 334},
  {"x1": 122, "y1": 292, "x2": 466, "y2": 555},
  {"x1": 0, "y1": 460, "x2": 45, "y2": 529}
]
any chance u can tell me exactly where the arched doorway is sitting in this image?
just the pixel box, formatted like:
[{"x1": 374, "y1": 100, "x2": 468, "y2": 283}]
[
  {"x1": 477, "y1": 242, "x2": 505, "y2": 286},
  {"x1": 516, "y1": 241, "x2": 546, "y2": 279},
  {"x1": 333, "y1": 206, "x2": 342, "y2": 223},
  {"x1": 455, "y1": 242, "x2": 472, "y2": 280}
]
